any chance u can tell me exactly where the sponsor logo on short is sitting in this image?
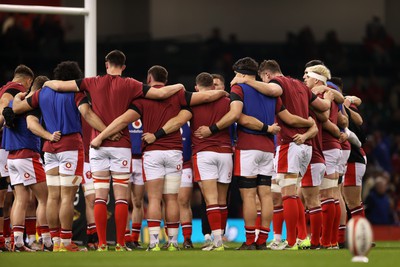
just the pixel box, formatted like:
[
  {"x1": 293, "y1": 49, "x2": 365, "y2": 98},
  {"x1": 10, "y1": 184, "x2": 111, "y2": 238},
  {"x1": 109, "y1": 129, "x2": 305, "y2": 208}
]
[
  {"x1": 122, "y1": 160, "x2": 128, "y2": 166},
  {"x1": 5, "y1": 164, "x2": 8, "y2": 171},
  {"x1": 86, "y1": 171, "x2": 92, "y2": 179},
  {"x1": 66, "y1": 162, "x2": 72, "y2": 169},
  {"x1": 177, "y1": 165, "x2": 182, "y2": 171},
  {"x1": 24, "y1": 173, "x2": 30, "y2": 179}
]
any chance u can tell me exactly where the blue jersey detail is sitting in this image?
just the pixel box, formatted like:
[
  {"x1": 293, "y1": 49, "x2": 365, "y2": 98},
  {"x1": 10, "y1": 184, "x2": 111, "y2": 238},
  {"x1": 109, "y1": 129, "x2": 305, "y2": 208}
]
[
  {"x1": 2, "y1": 101, "x2": 41, "y2": 152},
  {"x1": 129, "y1": 119, "x2": 143, "y2": 155},
  {"x1": 38, "y1": 87, "x2": 82, "y2": 135},
  {"x1": 238, "y1": 83, "x2": 276, "y2": 135}
]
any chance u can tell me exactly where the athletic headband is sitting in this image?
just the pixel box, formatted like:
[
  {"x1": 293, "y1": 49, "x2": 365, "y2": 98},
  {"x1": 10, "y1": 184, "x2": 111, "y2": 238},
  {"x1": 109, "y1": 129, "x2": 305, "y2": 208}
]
[
  {"x1": 233, "y1": 66, "x2": 257, "y2": 76},
  {"x1": 326, "y1": 81, "x2": 339, "y2": 91},
  {"x1": 306, "y1": 71, "x2": 327, "y2": 85}
]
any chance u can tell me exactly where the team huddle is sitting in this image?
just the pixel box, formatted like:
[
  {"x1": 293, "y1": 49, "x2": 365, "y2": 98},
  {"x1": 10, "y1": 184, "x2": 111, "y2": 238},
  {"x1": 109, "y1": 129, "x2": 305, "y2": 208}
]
[{"x1": 0, "y1": 50, "x2": 367, "y2": 252}]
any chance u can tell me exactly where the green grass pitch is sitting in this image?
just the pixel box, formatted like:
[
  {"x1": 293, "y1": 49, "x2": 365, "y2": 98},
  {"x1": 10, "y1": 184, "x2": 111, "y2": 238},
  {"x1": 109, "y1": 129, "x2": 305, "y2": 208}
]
[{"x1": 1, "y1": 242, "x2": 399, "y2": 267}]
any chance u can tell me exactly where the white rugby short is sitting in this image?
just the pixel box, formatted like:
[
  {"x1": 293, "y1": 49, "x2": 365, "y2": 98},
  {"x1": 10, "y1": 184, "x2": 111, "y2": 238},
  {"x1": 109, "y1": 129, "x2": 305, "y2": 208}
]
[
  {"x1": 89, "y1": 147, "x2": 131, "y2": 173},
  {"x1": 343, "y1": 162, "x2": 366, "y2": 187},
  {"x1": 300, "y1": 163, "x2": 325, "y2": 187},
  {"x1": 8, "y1": 157, "x2": 46, "y2": 186},
  {"x1": 181, "y1": 167, "x2": 193, "y2": 188},
  {"x1": 44, "y1": 149, "x2": 84, "y2": 176},
  {"x1": 323, "y1": 149, "x2": 342, "y2": 176},
  {"x1": 0, "y1": 149, "x2": 9, "y2": 177},
  {"x1": 193, "y1": 151, "x2": 232, "y2": 184},
  {"x1": 234, "y1": 149, "x2": 273, "y2": 177},
  {"x1": 142, "y1": 150, "x2": 182, "y2": 181},
  {"x1": 130, "y1": 158, "x2": 144, "y2": 186},
  {"x1": 275, "y1": 143, "x2": 312, "y2": 177},
  {"x1": 338, "y1": 149, "x2": 351, "y2": 175}
]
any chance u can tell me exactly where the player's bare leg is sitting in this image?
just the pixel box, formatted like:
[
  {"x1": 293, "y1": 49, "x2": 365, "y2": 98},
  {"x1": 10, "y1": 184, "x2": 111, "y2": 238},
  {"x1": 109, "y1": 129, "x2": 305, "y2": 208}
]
[{"x1": 178, "y1": 186, "x2": 193, "y2": 249}]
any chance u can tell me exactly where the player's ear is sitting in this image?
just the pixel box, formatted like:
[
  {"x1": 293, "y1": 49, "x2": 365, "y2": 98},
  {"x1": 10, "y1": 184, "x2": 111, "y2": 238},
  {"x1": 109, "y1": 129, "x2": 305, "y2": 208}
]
[{"x1": 121, "y1": 65, "x2": 126, "y2": 71}]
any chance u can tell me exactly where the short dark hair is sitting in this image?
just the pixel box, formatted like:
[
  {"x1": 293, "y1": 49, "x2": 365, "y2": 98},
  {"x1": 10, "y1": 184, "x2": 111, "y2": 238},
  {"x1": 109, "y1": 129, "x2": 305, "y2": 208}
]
[
  {"x1": 232, "y1": 57, "x2": 258, "y2": 76},
  {"x1": 211, "y1": 73, "x2": 225, "y2": 84},
  {"x1": 53, "y1": 61, "x2": 83, "y2": 81},
  {"x1": 196, "y1": 72, "x2": 214, "y2": 87},
  {"x1": 105, "y1": 50, "x2": 126, "y2": 67},
  {"x1": 305, "y1": 59, "x2": 325, "y2": 68},
  {"x1": 14, "y1": 65, "x2": 34, "y2": 79},
  {"x1": 329, "y1": 77, "x2": 343, "y2": 90},
  {"x1": 258, "y1": 60, "x2": 282, "y2": 74},
  {"x1": 32, "y1": 76, "x2": 49, "y2": 91},
  {"x1": 148, "y1": 65, "x2": 168, "y2": 84}
]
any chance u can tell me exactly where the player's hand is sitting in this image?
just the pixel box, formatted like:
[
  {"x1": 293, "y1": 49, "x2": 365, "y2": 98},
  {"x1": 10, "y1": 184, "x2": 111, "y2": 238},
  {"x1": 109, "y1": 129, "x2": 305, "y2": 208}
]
[
  {"x1": 142, "y1": 132, "x2": 156, "y2": 144},
  {"x1": 268, "y1": 123, "x2": 281, "y2": 135},
  {"x1": 90, "y1": 137, "x2": 102, "y2": 149},
  {"x1": 14, "y1": 92, "x2": 27, "y2": 101},
  {"x1": 293, "y1": 133, "x2": 306, "y2": 145},
  {"x1": 108, "y1": 132, "x2": 122, "y2": 141},
  {"x1": 324, "y1": 90, "x2": 334, "y2": 102},
  {"x1": 194, "y1": 126, "x2": 212, "y2": 138},
  {"x1": 339, "y1": 132, "x2": 349, "y2": 143},
  {"x1": 343, "y1": 98, "x2": 352, "y2": 108},
  {"x1": 230, "y1": 76, "x2": 247, "y2": 86},
  {"x1": 50, "y1": 131, "x2": 61, "y2": 142}
]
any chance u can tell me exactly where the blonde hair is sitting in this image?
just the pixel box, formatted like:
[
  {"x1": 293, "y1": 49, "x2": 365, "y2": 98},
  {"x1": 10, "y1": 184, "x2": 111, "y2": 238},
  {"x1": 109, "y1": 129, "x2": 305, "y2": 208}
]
[{"x1": 306, "y1": 64, "x2": 331, "y2": 81}]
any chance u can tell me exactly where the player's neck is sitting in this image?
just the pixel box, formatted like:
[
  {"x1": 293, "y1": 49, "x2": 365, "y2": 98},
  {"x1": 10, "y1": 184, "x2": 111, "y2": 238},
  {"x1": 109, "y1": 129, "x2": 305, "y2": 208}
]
[
  {"x1": 149, "y1": 81, "x2": 165, "y2": 87},
  {"x1": 106, "y1": 67, "x2": 123, "y2": 76}
]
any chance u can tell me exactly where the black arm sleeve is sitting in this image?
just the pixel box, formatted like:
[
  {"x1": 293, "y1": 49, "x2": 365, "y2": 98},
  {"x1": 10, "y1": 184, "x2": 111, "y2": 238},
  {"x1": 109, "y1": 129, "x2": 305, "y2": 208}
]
[
  {"x1": 142, "y1": 84, "x2": 151, "y2": 97},
  {"x1": 75, "y1": 79, "x2": 83, "y2": 90},
  {"x1": 310, "y1": 92, "x2": 317, "y2": 103},
  {"x1": 78, "y1": 96, "x2": 89, "y2": 107},
  {"x1": 26, "y1": 108, "x2": 42, "y2": 119},
  {"x1": 230, "y1": 92, "x2": 242, "y2": 102},
  {"x1": 184, "y1": 91, "x2": 193, "y2": 106},
  {"x1": 129, "y1": 104, "x2": 142, "y2": 116},
  {"x1": 5, "y1": 89, "x2": 22, "y2": 97}
]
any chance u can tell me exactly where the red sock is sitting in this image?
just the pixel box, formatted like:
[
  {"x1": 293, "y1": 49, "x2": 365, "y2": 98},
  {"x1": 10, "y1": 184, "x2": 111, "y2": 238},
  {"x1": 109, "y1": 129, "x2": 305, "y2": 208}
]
[
  {"x1": 273, "y1": 206, "x2": 284, "y2": 236},
  {"x1": 86, "y1": 223, "x2": 97, "y2": 235},
  {"x1": 115, "y1": 199, "x2": 128, "y2": 246},
  {"x1": 49, "y1": 227, "x2": 60, "y2": 239},
  {"x1": 256, "y1": 227, "x2": 270, "y2": 245},
  {"x1": 131, "y1": 223, "x2": 141, "y2": 242},
  {"x1": 282, "y1": 196, "x2": 299, "y2": 246},
  {"x1": 3, "y1": 217, "x2": 11, "y2": 238},
  {"x1": 309, "y1": 206, "x2": 322, "y2": 246},
  {"x1": 305, "y1": 209, "x2": 310, "y2": 224},
  {"x1": 331, "y1": 200, "x2": 341, "y2": 246},
  {"x1": 219, "y1": 205, "x2": 228, "y2": 234},
  {"x1": 296, "y1": 197, "x2": 307, "y2": 240},
  {"x1": 350, "y1": 205, "x2": 365, "y2": 218},
  {"x1": 25, "y1": 217, "x2": 36, "y2": 236},
  {"x1": 124, "y1": 229, "x2": 132, "y2": 243},
  {"x1": 255, "y1": 210, "x2": 261, "y2": 230},
  {"x1": 206, "y1": 205, "x2": 221, "y2": 231},
  {"x1": 94, "y1": 198, "x2": 108, "y2": 246},
  {"x1": 39, "y1": 225, "x2": 49, "y2": 235},
  {"x1": 338, "y1": 225, "x2": 346, "y2": 244},
  {"x1": 245, "y1": 226, "x2": 256, "y2": 245},
  {"x1": 181, "y1": 222, "x2": 192, "y2": 240},
  {"x1": 60, "y1": 229, "x2": 72, "y2": 240},
  {"x1": 321, "y1": 198, "x2": 335, "y2": 247}
]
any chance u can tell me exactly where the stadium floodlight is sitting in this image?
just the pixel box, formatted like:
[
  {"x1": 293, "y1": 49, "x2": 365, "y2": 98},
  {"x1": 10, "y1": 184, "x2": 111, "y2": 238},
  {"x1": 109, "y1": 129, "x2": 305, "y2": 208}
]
[{"x1": 0, "y1": 0, "x2": 97, "y2": 77}]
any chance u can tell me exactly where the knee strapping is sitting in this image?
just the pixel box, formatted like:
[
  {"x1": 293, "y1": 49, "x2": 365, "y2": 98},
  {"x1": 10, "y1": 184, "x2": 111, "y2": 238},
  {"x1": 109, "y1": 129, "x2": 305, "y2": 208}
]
[
  {"x1": 112, "y1": 174, "x2": 130, "y2": 188},
  {"x1": 320, "y1": 178, "x2": 338, "y2": 190},
  {"x1": 60, "y1": 175, "x2": 82, "y2": 187},
  {"x1": 163, "y1": 175, "x2": 181, "y2": 194},
  {"x1": 46, "y1": 175, "x2": 60, "y2": 186},
  {"x1": 93, "y1": 176, "x2": 110, "y2": 189},
  {"x1": 257, "y1": 175, "x2": 271, "y2": 186},
  {"x1": 237, "y1": 176, "x2": 257, "y2": 189}
]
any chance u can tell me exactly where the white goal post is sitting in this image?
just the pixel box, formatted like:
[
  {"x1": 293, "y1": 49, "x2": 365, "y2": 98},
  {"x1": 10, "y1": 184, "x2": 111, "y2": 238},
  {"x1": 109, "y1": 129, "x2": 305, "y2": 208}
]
[{"x1": 0, "y1": 0, "x2": 97, "y2": 76}]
